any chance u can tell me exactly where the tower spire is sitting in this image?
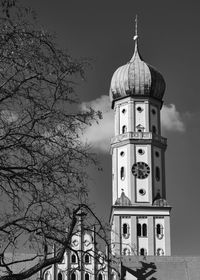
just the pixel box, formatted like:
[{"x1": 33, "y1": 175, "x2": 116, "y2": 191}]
[
  {"x1": 133, "y1": 15, "x2": 138, "y2": 50},
  {"x1": 133, "y1": 14, "x2": 138, "y2": 41},
  {"x1": 131, "y1": 15, "x2": 139, "y2": 61}
]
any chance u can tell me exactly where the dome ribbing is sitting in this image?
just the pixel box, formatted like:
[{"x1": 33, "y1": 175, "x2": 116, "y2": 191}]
[{"x1": 109, "y1": 37, "x2": 166, "y2": 107}]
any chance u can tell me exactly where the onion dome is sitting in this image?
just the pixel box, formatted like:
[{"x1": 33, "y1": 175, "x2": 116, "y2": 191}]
[
  {"x1": 153, "y1": 192, "x2": 169, "y2": 207},
  {"x1": 115, "y1": 190, "x2": 131, "y2": 206},
  {"x1": 153, "y1": 198, "x2": 169, "y2": 207},
  {"x1": 109, "y1": 18, "x2": 166, "y2": 108}
]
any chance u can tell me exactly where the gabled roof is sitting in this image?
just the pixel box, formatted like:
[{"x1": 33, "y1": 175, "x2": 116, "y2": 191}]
[{"x1": 120, "y1": 256, "x2": 200, "y2": 280}]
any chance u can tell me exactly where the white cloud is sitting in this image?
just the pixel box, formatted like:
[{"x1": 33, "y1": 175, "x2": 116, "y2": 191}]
[
  {"x1": 81, "y1": 95, "x2": 114, "y2": 153},
  {"x1": 81, "y1": 96, "x2": 185, "y2": 153},
  {"x1": 161, "y1": 104, "x2": 185, "y2": 133}
]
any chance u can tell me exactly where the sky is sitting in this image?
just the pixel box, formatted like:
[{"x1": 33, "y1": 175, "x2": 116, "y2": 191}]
[{"x1": 22, "y1": 0, "x2": 200, "y2": 256}]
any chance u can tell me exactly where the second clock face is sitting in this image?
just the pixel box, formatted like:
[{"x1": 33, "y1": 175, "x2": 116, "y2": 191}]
[{"x1": 132, "y1": 162, "x2": 150, "y2": 179}]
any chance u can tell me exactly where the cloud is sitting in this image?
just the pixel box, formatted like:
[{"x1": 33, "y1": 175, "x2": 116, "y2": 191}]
[
  {"x1": 81, "y1": 96, "x2": 185, "y2": 153},
  {"x1": 80, "y1": 96, "x2": 114, "y2": 153},
  {"x1": 161, "y1": 104, "x2": 185, "y2": 133}
]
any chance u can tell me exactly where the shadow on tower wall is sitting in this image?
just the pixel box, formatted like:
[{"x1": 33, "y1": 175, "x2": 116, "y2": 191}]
[{"x1": 121, "y1": 261, "x2": 157, "y2": 280}]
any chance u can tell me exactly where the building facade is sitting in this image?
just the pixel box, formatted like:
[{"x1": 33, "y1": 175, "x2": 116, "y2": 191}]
[
  {"x1": 109, "y1": 23, "x2": 171, "y2": 257},
  {"x1": 41, "y1": 21, "x2": 200, "y2": 280},
  {"x1": 108, "y1": 21, "x2": 200, "y2": 280},
  {"x1": 42, "y1": 215, "x2": 108, "y2": 280}
]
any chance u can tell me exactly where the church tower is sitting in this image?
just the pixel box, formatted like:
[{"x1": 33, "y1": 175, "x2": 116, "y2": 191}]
[{"x1": 109, "y1": 19, "x2": 171, "y2": 257}]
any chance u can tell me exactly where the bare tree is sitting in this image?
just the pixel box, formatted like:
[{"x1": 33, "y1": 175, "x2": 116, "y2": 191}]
[{"x1": 0, "y1": 1, "x2": 107, "y2": 279}]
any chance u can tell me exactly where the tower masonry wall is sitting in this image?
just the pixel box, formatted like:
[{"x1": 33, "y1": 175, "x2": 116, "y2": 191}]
[{"x1": 109, "y1": 33, "x2": 171, "y2": 257}]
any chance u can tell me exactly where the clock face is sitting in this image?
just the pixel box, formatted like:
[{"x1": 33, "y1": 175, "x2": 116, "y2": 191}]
[{"x1": 132, "y1": 162, "x2": 150, "y2": 179}]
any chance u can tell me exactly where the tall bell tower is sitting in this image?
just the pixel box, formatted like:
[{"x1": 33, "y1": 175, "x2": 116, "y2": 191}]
[{"x1": 109, "y1": 18, "x2": 171, "y2": 257}]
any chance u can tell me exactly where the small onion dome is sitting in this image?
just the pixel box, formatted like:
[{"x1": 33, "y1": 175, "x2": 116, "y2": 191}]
[
  {"x1": 115, "y1": 190, "x2": 131, "y2": 206},
  {"x1": 109, "y1": 38, "x2": 166, "y2": 108},
  {"x1": 153, "y1": 198, "x2": 169, "y2": 207},
  {"x1": 153, "y1": 191, "x2": 169, "y2": 207}
]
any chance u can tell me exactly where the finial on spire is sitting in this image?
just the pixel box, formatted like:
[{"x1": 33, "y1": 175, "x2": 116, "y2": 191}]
[
  {"x1": 133, "y1": 14, "x2": 138, "y2": 41},
  {"x1": 132, "y1": 15, "x2": 139, "y2": 59}
]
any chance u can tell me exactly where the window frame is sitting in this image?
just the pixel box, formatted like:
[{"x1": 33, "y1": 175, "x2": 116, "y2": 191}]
[
  {"x1": 156, "y1": 223, "x2": 164, "y2": 239},
  {"x1": 71, "y1": 253, "x2": 77, "y2": 264},
  {"x1": 71, "y1": 272, "x2": 76, "y2": 280},
  {"x1": 142, "y1": 223, "x2": 147, "y2": 237},
  {"x1": 122, "y1": 125, "x2": 127, "y2": 134},
  {"x1": 58, "y1": 272, "x2": 63, "y2": 280},
  {"x1": 122, "y1": 223, "x2": 130, "y2": 239},
  {"x1": 84, "y1": 253, "x2": 90, "y2": 264},
  {"x1": 120, "y1": 167, "x2": 125, "y2": 180},
  {"x1": 155, "y1": 166, "x2": 160, "y2": 181},
  {"x1": 85, "y1": 273, "x2": 90, "y2": 280}
]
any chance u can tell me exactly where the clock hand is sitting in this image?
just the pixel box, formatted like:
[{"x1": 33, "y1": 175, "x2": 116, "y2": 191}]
[{"x1": 138, "y1": 169, "x2": 143, "y2": 176}]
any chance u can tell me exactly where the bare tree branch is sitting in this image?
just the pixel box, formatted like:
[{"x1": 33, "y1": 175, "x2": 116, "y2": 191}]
[{"x1": 0, "y1": 1, "x2": 111, "y2": 279}]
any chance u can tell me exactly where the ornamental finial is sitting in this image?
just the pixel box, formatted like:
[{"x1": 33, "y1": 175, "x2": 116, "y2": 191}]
[
  {"x1": 133, "y1": 15, "x2": 138, "y2": 41},
  {"x1": 130, "y1": 15, "x2": 139, "y2": 62},
  {"x1": 131, "y1": 15, "x2": 139, "y2": 59}
]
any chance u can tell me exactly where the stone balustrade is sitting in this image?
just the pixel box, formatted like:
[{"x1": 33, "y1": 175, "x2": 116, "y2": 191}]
[{"x1": 111, "y1": 132, "x2": 167, "y2": 145}]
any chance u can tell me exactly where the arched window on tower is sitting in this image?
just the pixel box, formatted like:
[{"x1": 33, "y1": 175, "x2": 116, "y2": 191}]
[
  {"x1": 85, "y1": 273, "x2": 89, "y2": 280},
  {"x1": 98, "y1": 273, "x2": 103, "y2": 280},
  {"x1": 157, "y1": 248, "x2": 164, "y2": 256},
  {"x1": 120, "y1": 167, "x2": 125, "y2": 180},
  {"x1": 157, "y1": 224, "x2": 161, "y2": 235},
  {"x1": 137, "y1": 223, "x2": 141, "y2": 237},
  {"x1": 152, "y1": 125, "x2": 157, "y2": 134},
  {"x1": 71, "y1": 254, "x2": 76, "y2": 263},
  {"x1": 58, "y1": 273, "x2": 62, "y2": 280},
  {"x1": 123, "y1": 248, "x2": 130, "y2": 255},
  {"x1": 122, "y1": 125, "x2": 127, "y2": 134},
  {"x1": 122, "y1": 223, "x2": 130, "y2": 238},
  {"x1": 140, "y1": 248, "x2": 145, "y2": 256},
  {"x1": 84, "y1": 254, "x2": 90, "y2": 264},
  {"x1": 156, "y1": 224, "x2": 163, "y2": 239},
  {"x1": 71, "y1": 273, "x2": 76, "y2": 280},
  {"x1": 123, "y1": 223, "x2": 127, "y2": 235},
  {"x1": 142, "y1": 223, "x2": 147, "y2": 237},
  {"x1": 155, "y1": 167, "x2": 160, "y2": 181}
]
